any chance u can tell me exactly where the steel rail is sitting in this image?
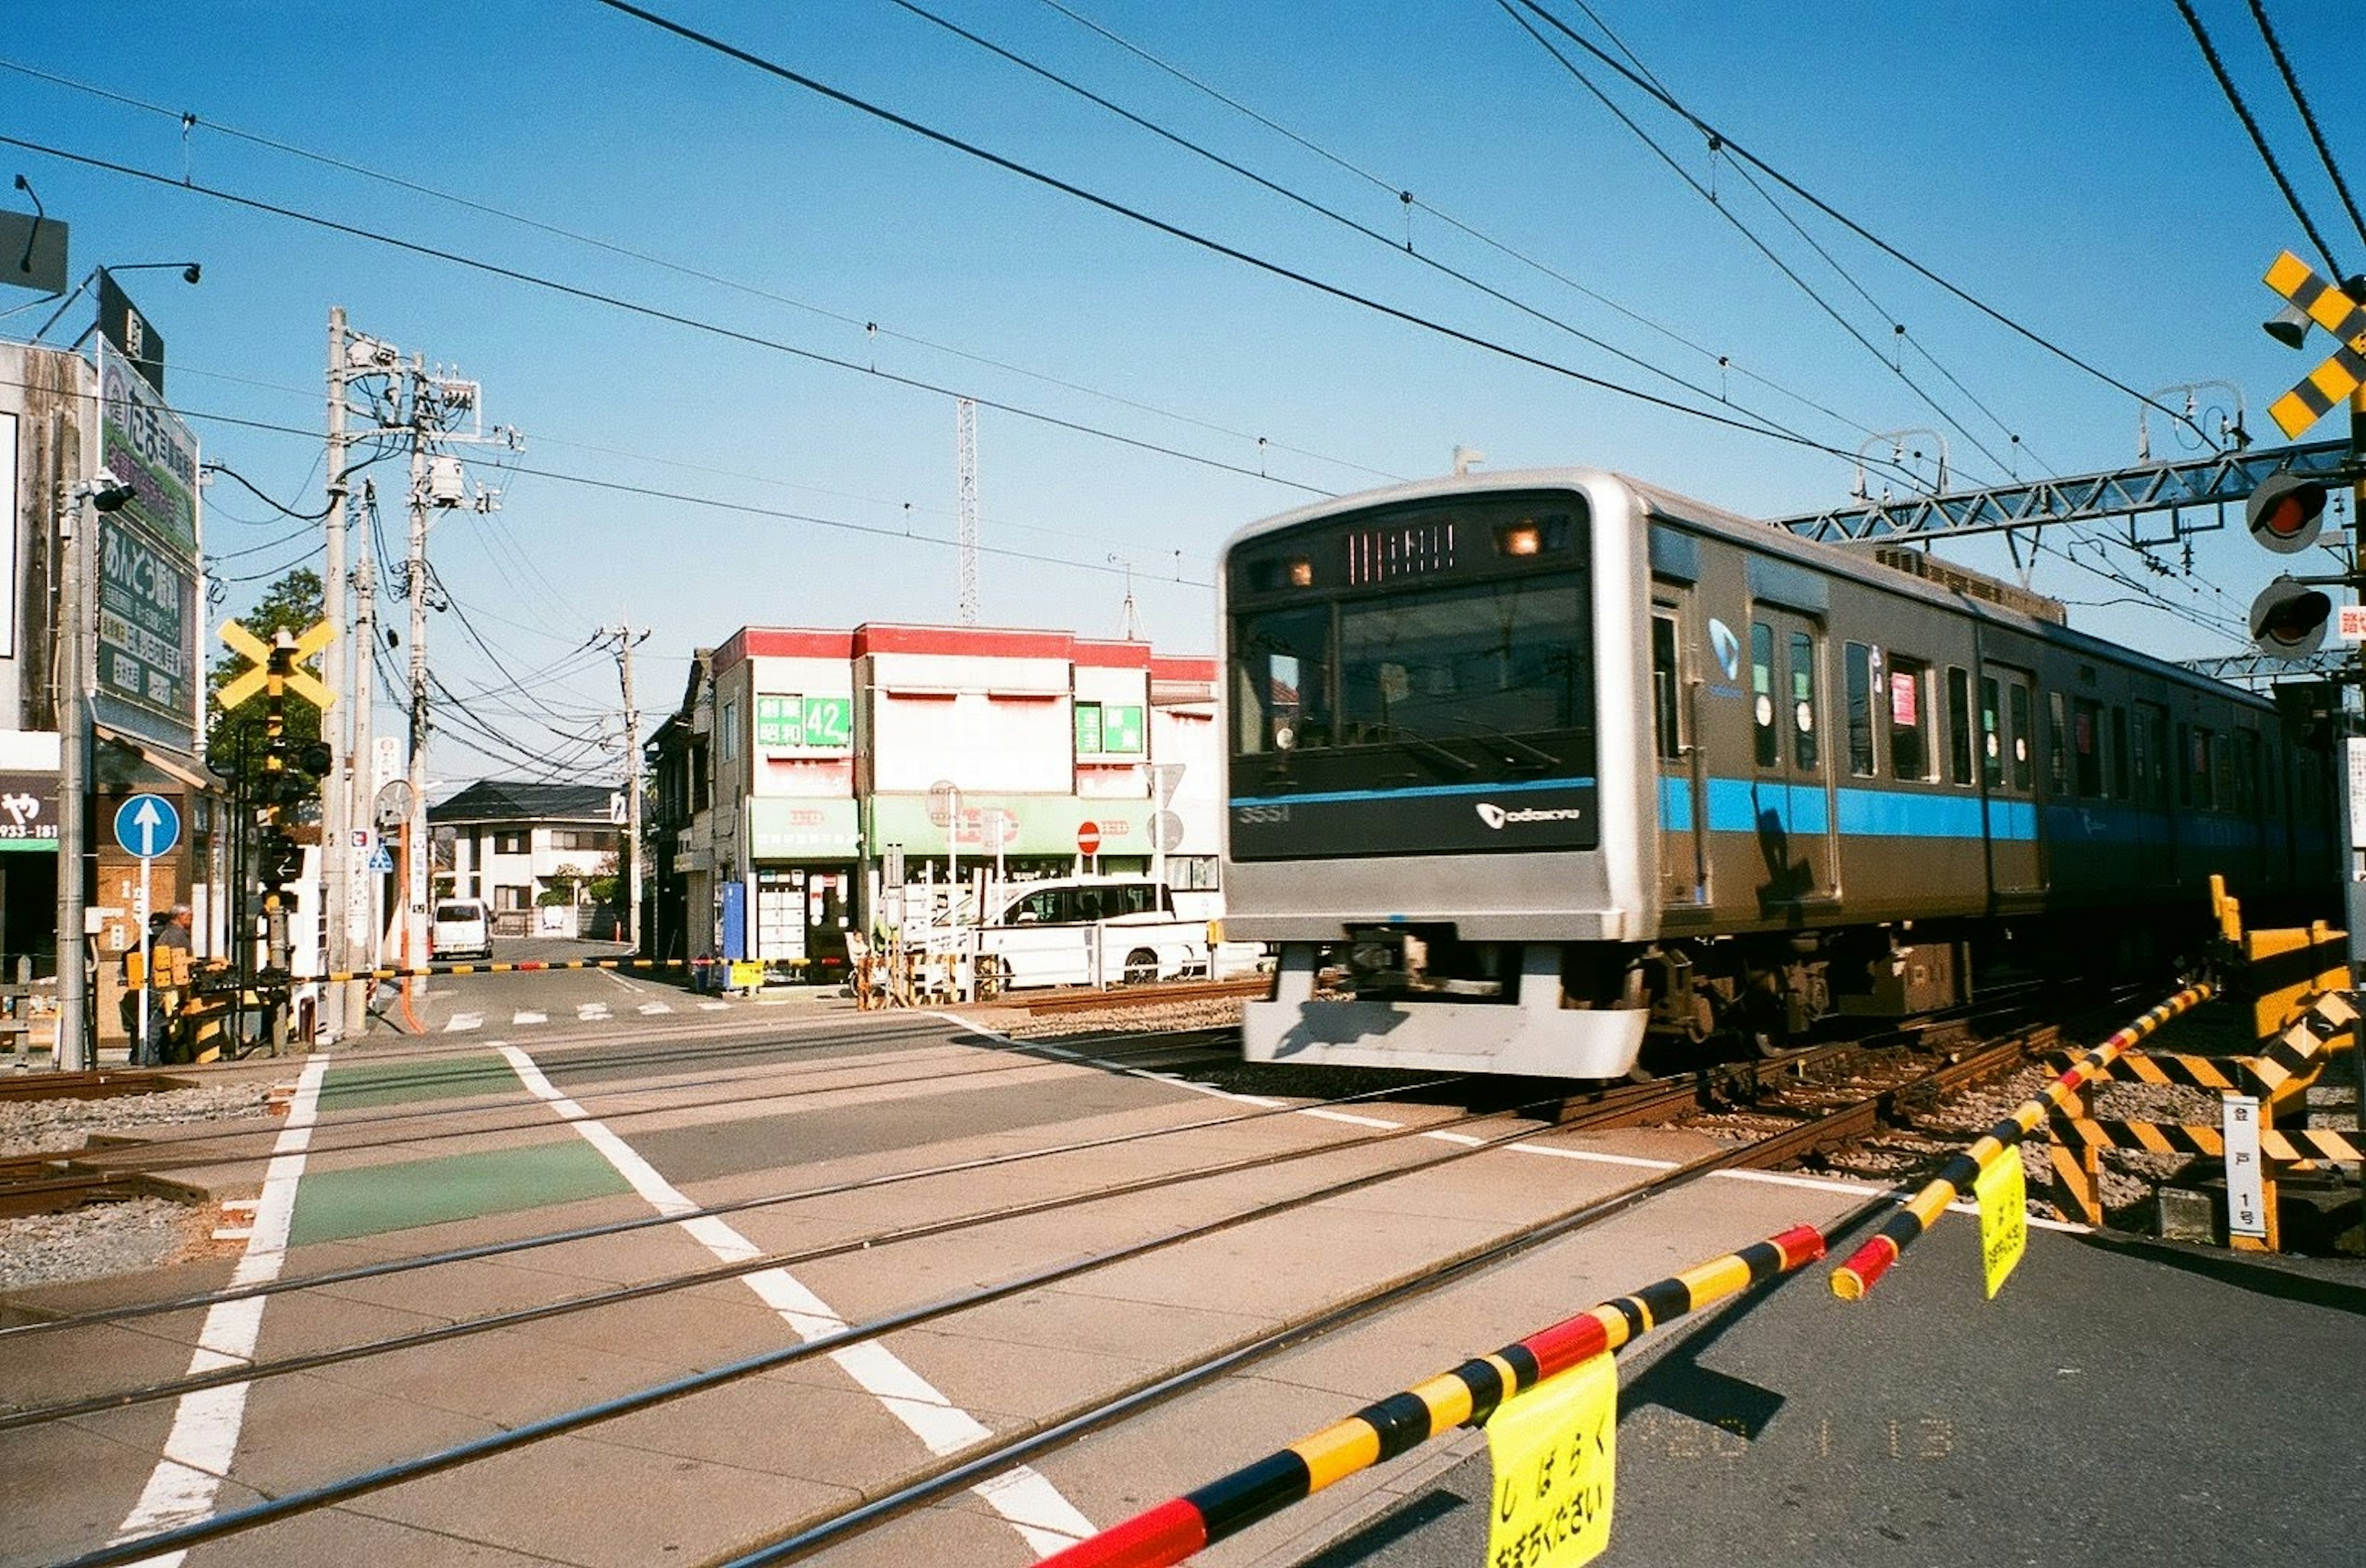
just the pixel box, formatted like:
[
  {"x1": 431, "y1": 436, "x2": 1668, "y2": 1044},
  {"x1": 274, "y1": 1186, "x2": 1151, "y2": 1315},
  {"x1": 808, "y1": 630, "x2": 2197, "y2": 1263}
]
[
  {"x1": 54, "y1": 1095, "x2": 1590, "y2": 1568},
  {"x1": 0, "y1": 1033, "x2": 1428, "y2": 1341},
  {"x1": 709, "y1": 1011, "x2": 2114, "y2": 1562},
  {"x1": 0, "y1": 1020, "x2": 1216, "y2": 1206},
  {"x1": 13, "y1": 1092, "x2": 1555, "y2": 1429}
]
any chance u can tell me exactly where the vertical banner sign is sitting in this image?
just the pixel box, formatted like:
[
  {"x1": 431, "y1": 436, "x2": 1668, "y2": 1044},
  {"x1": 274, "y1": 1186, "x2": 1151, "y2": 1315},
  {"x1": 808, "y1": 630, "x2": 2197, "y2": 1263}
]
[
  {"x1": 1973, "y1": 1155, "x2": 2028, "y2": 1299},
  {"x1": 94, "y1": 339, "x2": 200, "y2": 755},
  {"x1": 0, "y1": 409, "x2": 17, "y2": 657},
  {"x1": 2349, "y1": 737, "x2": 2366, "y2": 851},
  {"x1": 1486, "y1": 1352, "x2": 1617, "y2": 1568},
  {"x1": 2222, "y1": 1095, "x2": 2269, "y2": 1239},
  {"x1": 756, "y1": 693, "x2": 805, "y2": 749},
  {"x1": 1074, "y1": 704, "x2": 1104, "y2": 755}
]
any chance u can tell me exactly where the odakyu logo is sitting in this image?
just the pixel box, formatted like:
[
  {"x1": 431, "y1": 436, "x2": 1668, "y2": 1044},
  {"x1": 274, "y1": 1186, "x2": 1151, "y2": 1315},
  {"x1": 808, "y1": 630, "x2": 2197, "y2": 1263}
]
[
  {"x1": 1709, "y1": 617, "x2": 1742, "y2": 681},
  {"x1": 1475, "y1": 802, "x2": 1583, "y2": 829}
]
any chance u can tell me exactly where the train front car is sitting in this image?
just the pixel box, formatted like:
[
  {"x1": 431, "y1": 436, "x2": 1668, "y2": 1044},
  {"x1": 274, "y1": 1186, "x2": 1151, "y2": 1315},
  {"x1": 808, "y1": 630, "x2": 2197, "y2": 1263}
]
[{"x1": 1221, "y1": 469, "x2": 1653, "y2": 1079}]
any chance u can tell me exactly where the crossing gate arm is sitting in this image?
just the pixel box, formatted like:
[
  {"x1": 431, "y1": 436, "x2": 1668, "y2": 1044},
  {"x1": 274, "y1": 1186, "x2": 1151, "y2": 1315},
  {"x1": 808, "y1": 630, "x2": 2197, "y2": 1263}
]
[
  {"x1": 1829, "y1": 981, "x2": 2215, "y2": 1300},
  {"x1": 1036, "y1": 1224, "x2": 1827, "y2": 1568}
]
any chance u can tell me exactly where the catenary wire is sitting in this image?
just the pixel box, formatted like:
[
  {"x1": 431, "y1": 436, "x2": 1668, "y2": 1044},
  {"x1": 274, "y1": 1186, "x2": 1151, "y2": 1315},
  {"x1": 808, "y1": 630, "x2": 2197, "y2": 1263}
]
[
  {"x1": 2171, "y1": 0, "x2": 2348, "y2": 280},
  {"x1": 2243, "y1": 0, "x2": 2366, "y2": 255}
]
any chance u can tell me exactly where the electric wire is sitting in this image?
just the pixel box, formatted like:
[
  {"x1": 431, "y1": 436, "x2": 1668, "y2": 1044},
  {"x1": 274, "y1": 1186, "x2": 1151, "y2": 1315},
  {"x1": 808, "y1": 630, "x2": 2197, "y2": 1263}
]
[
  {"x1": 577, "y1": 2, "x2": 1921, "y2": 471},
  {"x1": 2243, "y1": 0, "x2": 2366, "y2": 256},
  {"x1": 1027, "y1": 0, "x2": 1873, "y2": 439},
  {"x1": 2171, "y1": 0, "x2": 2348, "y2": 280},
  {"x1": 1497, "y1": 0, "x2": 2023, "y2": 484},
  {"x1": 0, "y1": 54, "x2": 1400, "y2": 491},
  {"x1": 1502, "y1": 0, "x2": 2216, "y2": 445},
  {"x1": 884, "y1": 0, "x2": 1831, "y2": 453}
]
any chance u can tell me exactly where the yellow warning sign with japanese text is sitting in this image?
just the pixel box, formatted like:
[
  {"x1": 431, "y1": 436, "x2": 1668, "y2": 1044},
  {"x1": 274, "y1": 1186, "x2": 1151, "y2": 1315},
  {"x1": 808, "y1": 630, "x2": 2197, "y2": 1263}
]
[
  {"x1": 1974, "y1": 1153, "x2": 2028, "y2": 1299},
  {"x1": 1485, "y1": 1352, "x2": 1616, "y2": 1568}
]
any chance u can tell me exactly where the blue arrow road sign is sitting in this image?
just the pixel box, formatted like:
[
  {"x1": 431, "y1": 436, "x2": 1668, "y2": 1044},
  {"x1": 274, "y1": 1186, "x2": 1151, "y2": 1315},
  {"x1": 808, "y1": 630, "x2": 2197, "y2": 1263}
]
[{"x1": 113, "y1": 794, "x2": 182, "y2": 859}]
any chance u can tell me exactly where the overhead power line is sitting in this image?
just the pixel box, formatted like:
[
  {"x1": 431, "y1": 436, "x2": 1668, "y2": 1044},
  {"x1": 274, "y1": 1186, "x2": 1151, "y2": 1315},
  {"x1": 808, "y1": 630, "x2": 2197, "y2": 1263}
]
[
  {"x1": 582, "y1": 0, "x2": 1913, "y2": 469},
  {"x1": 1503, "y1": 0, "x2": 2214, "y2": 446},
  {"x1": 2172, "y1": 0, "x2": 2347, "y2": 281},
  {"x1": 2242, "y1": 0, "x2": 2366, "y2": 258}
]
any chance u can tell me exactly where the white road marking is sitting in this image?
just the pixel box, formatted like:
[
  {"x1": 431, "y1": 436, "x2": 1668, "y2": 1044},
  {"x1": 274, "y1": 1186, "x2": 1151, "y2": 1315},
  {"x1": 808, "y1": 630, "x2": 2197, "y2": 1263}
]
[
  {"x1": 577, "y1": 1002, "x2": 611, "y2": 1022},
  {"x1": 636, "y1": 1001, "x2": 672, "y2": 1016},
  {"x1": 697, "y1": 1001, "x2": 730, "y2": 1012},
  {"x1": 497, "y1": 1043, "x2": 1095, "y2": 1555},
  {"x1": 597, "y1": 967, "x2": 648, "y2": 996},
  {"x1": 444, "y1": 1012, "x2": 483, "y2": 1034},
  {"x1": 513, "y1": 1010, "x2": 548, "y2": 1026},
  {"x1": 113, "y1": 1055, "x2": 331, "y2": 1558}
]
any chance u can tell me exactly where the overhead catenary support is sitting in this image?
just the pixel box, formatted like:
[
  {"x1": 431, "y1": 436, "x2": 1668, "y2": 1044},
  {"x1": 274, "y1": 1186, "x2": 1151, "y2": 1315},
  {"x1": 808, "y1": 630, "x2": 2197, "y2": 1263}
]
[{"x1": 600, "y1": 622, "x2": 649, "y2": 950}]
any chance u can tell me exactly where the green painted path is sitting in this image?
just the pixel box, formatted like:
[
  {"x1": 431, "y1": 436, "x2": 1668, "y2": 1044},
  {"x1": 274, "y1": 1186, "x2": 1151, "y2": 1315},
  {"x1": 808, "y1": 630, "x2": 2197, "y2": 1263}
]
[{"x1": 290, "y1": 1052, "x2": 634, "y2": 1243}]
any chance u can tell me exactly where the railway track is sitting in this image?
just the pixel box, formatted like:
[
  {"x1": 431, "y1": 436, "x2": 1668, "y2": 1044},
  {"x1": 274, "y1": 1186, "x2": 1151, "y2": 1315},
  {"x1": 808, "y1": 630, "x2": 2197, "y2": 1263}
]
[
  {"x1": 1009, "y1": 973, "x2": 1271, "y2": 1014},
  {"x1": 3, "y1": 986, "x2": 2124, "y2": 1567},
  {"x1": 0, "y1": 1068, "x2": 193, "y2": 1103}
]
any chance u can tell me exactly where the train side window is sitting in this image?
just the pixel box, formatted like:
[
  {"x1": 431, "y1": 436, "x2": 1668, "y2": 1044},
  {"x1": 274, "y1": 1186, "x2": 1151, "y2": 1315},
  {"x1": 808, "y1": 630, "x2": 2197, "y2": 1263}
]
[
  {"x1": 1789, "y1": 629, "x2": 1819, "y2": 770},
  {"x1": 2235, "y1": 729, "x2": 2260, "y2": 817},
  {"x1": 1751, "y1": 622, "x2": 1778, "y2": 768},
  {"x1": 2071, "y1": 697, "x2": 2102, "y2": 797},
  {"x1": 1844, "y1": 641, "x2": 1876, "y2": 777},
  {"x1": 1947, "y1": 667, "x2": 1975, "y2": 786},
  {"x1": 2008, "y1": 681, "x2": 2034, "y2": 792},
  {"x1": 2110, "y1": 707, "x2": 2131, "y2": 799},
  {"x1": 2177, "y1": 724, "x2": 2197, "y2": 808},
  {"x1": 2047, "y1": 691, "x2": 2071, "y2": 797},
  {"x1": 1650, "y1": 609, "x2": 1683, "y2": 762},
  {"x1": 1980, "y1": 676, "x2": 2004, "y2": 789},
  {"x1": 2214, "y1": 729, "x2": 2237, "y2": 813},
  {"x1": 1889, "y1": 656, "x2": 1933, "y2": 781}
]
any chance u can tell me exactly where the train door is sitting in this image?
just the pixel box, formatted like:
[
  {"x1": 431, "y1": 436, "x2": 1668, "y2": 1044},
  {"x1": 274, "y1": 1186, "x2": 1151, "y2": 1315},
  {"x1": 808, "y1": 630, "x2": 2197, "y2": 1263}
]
[
  {"x1": 1980, "y1": 664, "x2": 2043, "y2": 895},
  {"x1": 1748, "y1": 612, "x2": 1837, "y2": 904},
  {"x1": 1651, "y1": 598, "x2": 1708, "y2": 908}
]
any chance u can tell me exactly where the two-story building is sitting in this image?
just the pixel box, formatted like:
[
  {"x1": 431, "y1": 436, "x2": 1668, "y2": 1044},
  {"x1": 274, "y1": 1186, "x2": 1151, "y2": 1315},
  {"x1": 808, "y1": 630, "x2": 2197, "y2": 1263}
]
[
  {"x1": 431, "y1": 779, "x2": 624, "y2": 937},
  {"x1": 648, "y1": 622, "x2": 1221, "y2": 977}
]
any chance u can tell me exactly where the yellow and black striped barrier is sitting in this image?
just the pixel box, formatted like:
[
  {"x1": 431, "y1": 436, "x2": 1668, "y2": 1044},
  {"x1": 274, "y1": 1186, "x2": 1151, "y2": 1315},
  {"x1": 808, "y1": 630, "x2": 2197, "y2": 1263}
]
[
  {"x1": 1036, "y1": 1222, "x2": 1827, "y2": 1568},
  {"x1": 2050, "y1": 1114, "x2": 2362, "y2": 1165},
  {"x1": 1830, "y1": 980, "x2": 2214, "y2": 1301},
  {"x1": 312, "y1": 957, "x2": 705, "y2": 984}
]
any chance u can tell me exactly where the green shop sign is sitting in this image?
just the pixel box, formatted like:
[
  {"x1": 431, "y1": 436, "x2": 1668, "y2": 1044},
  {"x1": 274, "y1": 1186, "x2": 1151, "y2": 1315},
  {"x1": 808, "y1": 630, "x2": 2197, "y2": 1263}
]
[
  {"x1": 756, "y1": 693, "x2": 852, "y2": 750},
  {"x1": 1076, "y1": 702, "x2": 1144, "y2": 756}
]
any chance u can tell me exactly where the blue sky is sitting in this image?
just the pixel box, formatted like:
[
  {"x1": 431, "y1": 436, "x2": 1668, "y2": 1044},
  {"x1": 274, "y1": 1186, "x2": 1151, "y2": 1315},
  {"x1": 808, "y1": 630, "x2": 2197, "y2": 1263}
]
[{"x1": 2, "y1": 1, "x2": 2358, "y2": 782}]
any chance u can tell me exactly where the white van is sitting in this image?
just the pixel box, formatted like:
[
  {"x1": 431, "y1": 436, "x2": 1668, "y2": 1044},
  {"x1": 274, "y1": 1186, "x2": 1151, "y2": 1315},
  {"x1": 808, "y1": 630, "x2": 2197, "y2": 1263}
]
[
  {"x1": 431, "y1": 898, "x2": 494, "y2": 962},
  {"x1": 974, "y1": 877, "x2": 1209, "y2": 993}
]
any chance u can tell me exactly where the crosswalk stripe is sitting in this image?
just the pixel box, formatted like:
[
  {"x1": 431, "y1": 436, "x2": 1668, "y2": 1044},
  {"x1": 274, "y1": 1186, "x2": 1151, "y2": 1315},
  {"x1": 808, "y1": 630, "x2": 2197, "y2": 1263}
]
[
  {"x1": 445, "y1": 1013, "x2": 483, "y2": 1033},
  {"x1": 698, "y1": 1001, "x2": 730, "y2": 1011},
  {"x1": 577, "y1": 1003, "x2": 611, "y2": 1020},
  {"x1": 638, "y1": 1001, "x2": 673, "y2": 1015},
  {"x1": 513, "y1": 1010, "x2": 547, "y2": 1025}
]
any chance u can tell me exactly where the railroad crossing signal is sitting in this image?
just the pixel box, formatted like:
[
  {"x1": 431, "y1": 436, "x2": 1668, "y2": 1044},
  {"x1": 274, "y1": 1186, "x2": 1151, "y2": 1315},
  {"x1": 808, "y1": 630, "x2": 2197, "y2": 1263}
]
[
  {"x1": 217, "y1": 618, "x2": 334, "y2": 710},
  {"x1": 2261, "y1": 251, "x2": 2366, "y2": 438}
]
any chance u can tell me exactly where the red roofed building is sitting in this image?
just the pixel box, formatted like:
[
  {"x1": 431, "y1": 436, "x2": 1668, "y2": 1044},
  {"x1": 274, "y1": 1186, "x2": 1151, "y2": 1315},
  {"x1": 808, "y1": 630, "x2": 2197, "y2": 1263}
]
[{"x1": 646, "y1": 623, "x2": 1219, "y2": 976}]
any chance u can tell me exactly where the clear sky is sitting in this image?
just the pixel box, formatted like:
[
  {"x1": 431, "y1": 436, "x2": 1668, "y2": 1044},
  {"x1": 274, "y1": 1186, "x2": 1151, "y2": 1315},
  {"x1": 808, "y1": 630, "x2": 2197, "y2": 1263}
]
[{"x1": 2, "y1": 1, "x2": 2358, "y2": 785}]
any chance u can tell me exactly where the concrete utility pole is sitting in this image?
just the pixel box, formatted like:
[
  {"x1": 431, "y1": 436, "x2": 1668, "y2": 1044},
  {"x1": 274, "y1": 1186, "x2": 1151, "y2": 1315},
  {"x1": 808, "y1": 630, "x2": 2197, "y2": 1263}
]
[
  {"x1": 603, "y1": 624, "x2": 649, "y2": 949},
  {"x1": 956, "y1": 397, "x2": 978, "y2": 625},
  {"x1": 322, "y1": 308, "x2": 351, "y2": 1037},
  {"x1": 404, "y1": 354, "x2": 432, "y2": 973},
  {"x1": 54, "y1": 484, "x2": 92, "y2": 1068}
]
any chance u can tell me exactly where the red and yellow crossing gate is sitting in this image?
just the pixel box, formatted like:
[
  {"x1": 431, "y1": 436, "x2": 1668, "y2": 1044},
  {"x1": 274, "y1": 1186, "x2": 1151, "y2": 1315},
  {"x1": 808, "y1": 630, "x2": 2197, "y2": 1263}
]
[{"x1": 2047, "y1": 882, "x2": 2359, "y2": 1251}]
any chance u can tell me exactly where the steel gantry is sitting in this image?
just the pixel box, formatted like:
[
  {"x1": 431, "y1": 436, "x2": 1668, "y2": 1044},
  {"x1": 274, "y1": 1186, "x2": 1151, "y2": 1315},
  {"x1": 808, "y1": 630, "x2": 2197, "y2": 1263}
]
[{"x1": 1766, "y1": 437, "x2": 2352, "y2": 545}]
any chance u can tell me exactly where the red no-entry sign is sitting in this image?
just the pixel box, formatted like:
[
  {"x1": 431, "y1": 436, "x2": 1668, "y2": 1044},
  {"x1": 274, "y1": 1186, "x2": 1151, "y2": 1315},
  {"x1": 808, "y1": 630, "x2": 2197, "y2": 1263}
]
[{"x1": 1076, "y1": 821, "x2": 1102, "y2": 855}]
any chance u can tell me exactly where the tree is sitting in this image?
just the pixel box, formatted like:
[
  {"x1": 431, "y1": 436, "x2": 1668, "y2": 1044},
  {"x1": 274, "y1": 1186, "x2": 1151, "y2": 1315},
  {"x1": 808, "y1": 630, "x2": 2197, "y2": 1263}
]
[{"x1": 206, "y1": 568, "x2": 327, "y2": 814}]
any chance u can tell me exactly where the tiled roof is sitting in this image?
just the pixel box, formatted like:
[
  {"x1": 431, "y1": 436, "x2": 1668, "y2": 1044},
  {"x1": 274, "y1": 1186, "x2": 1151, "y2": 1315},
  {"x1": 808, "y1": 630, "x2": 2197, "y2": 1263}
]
[{"x1": 429, "y1": 779, "x2": 617, "y2": 826}]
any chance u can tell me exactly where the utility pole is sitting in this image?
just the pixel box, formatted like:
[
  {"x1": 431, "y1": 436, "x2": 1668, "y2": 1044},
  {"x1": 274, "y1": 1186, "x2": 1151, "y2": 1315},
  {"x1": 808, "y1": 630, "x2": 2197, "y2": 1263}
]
[
  {"x1": 602, "y1": 624, "x2": 648, "y2": 949},
  {"x1": 404, "y1": 354, "x2": 431, "y2": 977},
  {"x1": 322, "y1": 308, "x2": 351, "y2": 1038},
  {"x1": 54, "y1": 484, "x2": 94, "y2": 1068}
]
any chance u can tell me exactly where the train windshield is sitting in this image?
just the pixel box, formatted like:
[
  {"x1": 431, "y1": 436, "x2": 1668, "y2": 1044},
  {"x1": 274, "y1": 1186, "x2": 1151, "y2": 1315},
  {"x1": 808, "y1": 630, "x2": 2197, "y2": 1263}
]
[{"x1": 1235, "y1": 580, "x2": 1587, "y2": 758}]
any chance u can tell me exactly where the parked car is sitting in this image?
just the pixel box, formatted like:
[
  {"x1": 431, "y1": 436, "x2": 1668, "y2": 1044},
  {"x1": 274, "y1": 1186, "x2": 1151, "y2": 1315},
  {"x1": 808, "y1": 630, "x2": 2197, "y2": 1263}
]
[
  {"x1": 972, "y1": 876, "x2": 1211, "y2": 992},
  {"x1": 430, "y1": 898, "x2": 494, "y2": 962}
]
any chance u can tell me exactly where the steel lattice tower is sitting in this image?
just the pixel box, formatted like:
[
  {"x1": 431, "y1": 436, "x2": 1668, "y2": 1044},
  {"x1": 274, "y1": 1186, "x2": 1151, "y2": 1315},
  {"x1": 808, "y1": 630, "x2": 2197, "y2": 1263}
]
[{"x1": 956, "y1": 397, "x2": 978, "y2": 625}]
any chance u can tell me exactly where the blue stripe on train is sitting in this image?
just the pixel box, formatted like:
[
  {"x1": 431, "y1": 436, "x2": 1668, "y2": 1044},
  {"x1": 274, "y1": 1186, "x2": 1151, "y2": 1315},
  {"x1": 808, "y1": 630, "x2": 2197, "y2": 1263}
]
[{"x1": 1661, "y1": 776, "x2": 2274, "y2": 850}]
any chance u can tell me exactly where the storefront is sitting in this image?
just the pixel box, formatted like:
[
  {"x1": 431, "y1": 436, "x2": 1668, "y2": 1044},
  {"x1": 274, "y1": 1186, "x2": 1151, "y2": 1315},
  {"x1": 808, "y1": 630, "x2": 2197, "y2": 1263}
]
[{"x1": 739, "y1": 797, "x2": 861, "y2": 978}]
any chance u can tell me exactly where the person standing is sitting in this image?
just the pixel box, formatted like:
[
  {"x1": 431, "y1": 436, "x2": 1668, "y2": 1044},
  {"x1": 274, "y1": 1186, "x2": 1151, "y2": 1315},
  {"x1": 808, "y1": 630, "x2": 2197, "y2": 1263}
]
[{"x1": 144, "y1": 904, "x2": 193, "y2": 1065}]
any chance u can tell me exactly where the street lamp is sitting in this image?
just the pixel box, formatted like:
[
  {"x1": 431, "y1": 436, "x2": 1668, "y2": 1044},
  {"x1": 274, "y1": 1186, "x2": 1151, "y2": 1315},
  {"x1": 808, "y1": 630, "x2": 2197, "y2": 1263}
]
[
  {"x1": 54, "y1": 476, "x2": 137, "y2": 1070},
  {"x1": 28, "y1": 261, "x2": 201, "y2": 345}
]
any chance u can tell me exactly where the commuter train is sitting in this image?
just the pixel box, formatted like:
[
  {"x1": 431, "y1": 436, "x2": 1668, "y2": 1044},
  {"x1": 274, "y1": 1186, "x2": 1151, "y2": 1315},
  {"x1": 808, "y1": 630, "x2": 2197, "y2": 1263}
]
[{"x1": 1219, "y1": 468, "x2": 2336, "y2": 1078}]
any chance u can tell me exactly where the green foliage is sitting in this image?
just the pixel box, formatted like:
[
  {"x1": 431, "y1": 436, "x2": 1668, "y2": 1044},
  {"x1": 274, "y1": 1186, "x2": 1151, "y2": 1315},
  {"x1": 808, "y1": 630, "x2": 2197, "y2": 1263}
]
[{"x1": 206, "y1": 569, "x2": 328, "y2": 810}]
